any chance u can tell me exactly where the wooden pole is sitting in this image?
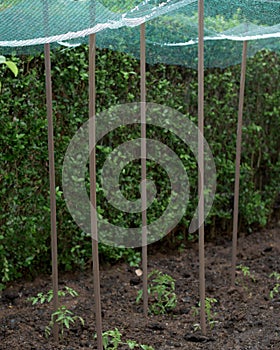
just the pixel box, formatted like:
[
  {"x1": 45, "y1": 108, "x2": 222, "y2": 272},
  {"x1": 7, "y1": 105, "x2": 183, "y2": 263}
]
[
  {"x1": 231, "y1": 41, "x2": 248, "y2": 285},
  {"x1": 44, "y1": 42, "x2": 59, "y2": 342},
  {"x1": 140, "y1": 22, "x2": 148, "y2": 317},
  {"x1": 198, "y1": 0, "x2": 206, "y2": 335},
  {"x1": 89, "y1": 33, "x2": 103, "y2": 350}
]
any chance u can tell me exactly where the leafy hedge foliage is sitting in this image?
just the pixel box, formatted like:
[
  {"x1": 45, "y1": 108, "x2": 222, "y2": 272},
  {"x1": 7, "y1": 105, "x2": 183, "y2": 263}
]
[{"x1": 0, "y1": 47, "x2": 279, "y2": 286}]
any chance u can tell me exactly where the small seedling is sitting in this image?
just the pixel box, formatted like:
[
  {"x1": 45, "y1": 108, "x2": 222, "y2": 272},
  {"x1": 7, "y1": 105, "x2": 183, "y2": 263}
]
[
  {"x1": 28, "y1": 286, "x2": 81, "y2": 340},
  {"x1": 101, "y1": 328, "x2": 122, "y2": 350},
  {"x1": 28, "y1": 286, "x2": 78, "y2": 305},
  {"x1": 96, "y1": 328, "x2": 154, "y2": 349},
  {"x1": 269, "y1": 272, "x2": 280, "y2": 299},
  {"x1": 192, "y1": 297, "x2": 218, "y2": 331},
  {"x1": 236, "y1": 264, "x2": 256, "y2": 290},
  {"x1": 127, "y1": 339, "x2": 138, "y2": 349},
  {"x1": 136, "y1": 269, "x2": 177, "y2": 315},
  {"x1": 45, "y1": 305, "x2": 84, "y2": 339},
  {"x1": 237, "y1": 265, "x2": 255, "y2": 281}
]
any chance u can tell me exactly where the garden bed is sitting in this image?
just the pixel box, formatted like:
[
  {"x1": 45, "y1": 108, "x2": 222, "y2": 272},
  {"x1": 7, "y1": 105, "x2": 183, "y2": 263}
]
[{"x1": 1, "y1": 227, "x2": 280, "y2": 349}]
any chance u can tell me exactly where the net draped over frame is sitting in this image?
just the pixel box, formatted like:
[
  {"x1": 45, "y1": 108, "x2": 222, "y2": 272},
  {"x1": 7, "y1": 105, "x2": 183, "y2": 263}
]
[{"x1": 0, "y1": 0, "x2": 280, "y2": 68}]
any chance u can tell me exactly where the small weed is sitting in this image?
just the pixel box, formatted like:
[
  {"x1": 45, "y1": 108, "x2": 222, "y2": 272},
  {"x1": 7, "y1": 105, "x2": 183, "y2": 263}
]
[
  {"x1": 136, "y1": 269, "x2": 177, "y2": 315},
  {"x1": 269, "y1": 272, "x2": 280, "y2": 299},
  {"x1": 192, "y1": 297, "x2": 218, "y2": 331},
  {"x1": 96, "y1": 328, "x2": 154, "y2": 349}
]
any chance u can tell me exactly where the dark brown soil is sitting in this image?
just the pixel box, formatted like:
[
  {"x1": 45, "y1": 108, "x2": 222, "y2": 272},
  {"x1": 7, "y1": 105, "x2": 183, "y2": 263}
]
[{"x1": 1, "y1": 228, "x2": 280, "y2": 349}]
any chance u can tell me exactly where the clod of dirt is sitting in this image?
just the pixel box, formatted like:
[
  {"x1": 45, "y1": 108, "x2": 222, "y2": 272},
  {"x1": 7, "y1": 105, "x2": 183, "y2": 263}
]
[
  {"x1": 2, "y1": 287, "x2": 22, "y2": 303},
  {"x1": 129, "y1": 277, "x2": 141, "y2": 286},
  {"x1": 148, "y1": 323, "x2": 165, "y2": 331},
  {"x1": 184, "y1": 334, "x2": 214, "y2": 343}
]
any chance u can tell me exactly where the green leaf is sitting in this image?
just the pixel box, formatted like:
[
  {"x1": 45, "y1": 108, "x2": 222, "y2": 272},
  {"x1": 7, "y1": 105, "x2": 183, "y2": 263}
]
[
  {"x1": 0, "y1": 55, "x2": 6, "y2": 63},
  {"x1": 78, "y1": 316, "x2": 85, "y2": 326},
  {"x1": 102, "y1": 335, "x2": 109, "y2": 348},
  {"x1": 45, "y1": 325, "x2": 51, "y2": 338},
  {"x1": 64, "y1": 318, "x2": 70, "y2": 329},
  {"x1": 127, "y1": 339, "x2": 137, "y2": 349},
  {"x1": 5, "y1": 61, "x2": 18, "y2": 77}
]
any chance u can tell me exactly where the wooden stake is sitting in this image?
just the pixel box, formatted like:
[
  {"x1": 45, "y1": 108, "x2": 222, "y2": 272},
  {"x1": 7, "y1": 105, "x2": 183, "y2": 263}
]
[
  {"x1": 140, "y1": 22, "x2": 148, "y2": 317},
  {"x1": 89, "y1": 33, "x2": 103, "y2": 350},
  {"x1": 44, "y1": 42, "x2": 59, "y2": 343},
  {"x1": 198, "y1": 0, "x2": 206, "y2": 335},
  {"x1": 231, "y1": 41, "x2": 248, "y2": 285}
]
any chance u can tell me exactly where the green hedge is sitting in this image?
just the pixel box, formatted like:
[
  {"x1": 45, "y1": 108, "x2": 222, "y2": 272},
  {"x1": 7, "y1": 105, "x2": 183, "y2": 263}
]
[{"x1": 0, "y1": 47, "x2": 279, "y2": 286}]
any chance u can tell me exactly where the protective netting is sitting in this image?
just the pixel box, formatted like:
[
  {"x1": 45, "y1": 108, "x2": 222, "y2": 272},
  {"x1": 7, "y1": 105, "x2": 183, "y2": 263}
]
[{"x1": 0, "y1": 0, "x2": 280, "y2": 67}]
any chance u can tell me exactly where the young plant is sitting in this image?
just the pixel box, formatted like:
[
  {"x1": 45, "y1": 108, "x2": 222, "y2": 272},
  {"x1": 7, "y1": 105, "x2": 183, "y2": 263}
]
[
  {"x1": 192, "y1": 297, "x2": 218, "y2": 331},
  {"x1": 96, "y1": 328, "x2": 154, "y2": 349},
  {"x1": 136, "y1": 269, "x2": 177, "y2": 315},
  {"x1": 127, "y1": 339, "x2": 138, "y2": 349},
  {"x1": 45, "y1": 305, "x2": 84, "y2": 339},
  {"x1": 28, "y1": 286, "x2": 81, "y2": 339},
  {"x1": 28, "y1": 286, "x2": 78, "y2": 305},
  {"x1": 236, "y1": 264, "x2": 256, "y2": 290},
  {"x1": 101, "y1": 328, "x2": 122, "y2": 350},
  {"x1": 269, "y1": 272, "x2": 280, "y2": 299}
]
